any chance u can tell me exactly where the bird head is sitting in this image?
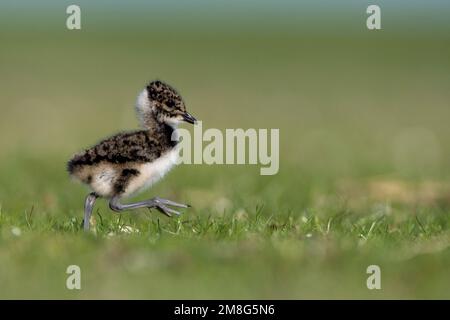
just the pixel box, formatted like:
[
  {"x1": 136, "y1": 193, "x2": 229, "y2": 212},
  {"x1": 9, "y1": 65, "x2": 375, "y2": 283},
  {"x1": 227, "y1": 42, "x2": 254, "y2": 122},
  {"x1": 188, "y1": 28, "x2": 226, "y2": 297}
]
[{"x1": 136, "y1": 80, "x2": 197, "y2": 128}]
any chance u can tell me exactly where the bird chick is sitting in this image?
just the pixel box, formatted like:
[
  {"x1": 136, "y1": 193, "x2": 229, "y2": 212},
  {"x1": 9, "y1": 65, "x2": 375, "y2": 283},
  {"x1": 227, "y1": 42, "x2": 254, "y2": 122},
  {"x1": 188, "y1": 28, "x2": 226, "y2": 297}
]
[{"x1": 67, "y1": 80, "x2": 197, "y2": 231}]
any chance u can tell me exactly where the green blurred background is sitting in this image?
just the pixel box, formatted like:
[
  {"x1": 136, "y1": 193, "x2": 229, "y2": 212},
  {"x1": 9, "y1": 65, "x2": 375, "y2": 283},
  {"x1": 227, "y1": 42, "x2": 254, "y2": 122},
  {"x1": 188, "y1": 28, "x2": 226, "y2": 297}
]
[{"x1": 1, "y1": 1, "x2": 450, "y2": 299}]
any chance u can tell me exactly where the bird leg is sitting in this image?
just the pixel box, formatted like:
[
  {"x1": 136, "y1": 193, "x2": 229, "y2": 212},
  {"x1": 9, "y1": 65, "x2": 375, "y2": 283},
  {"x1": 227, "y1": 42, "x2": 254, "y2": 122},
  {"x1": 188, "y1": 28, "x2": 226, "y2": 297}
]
[
  {"x1": 84, "y1": 192, "x2": 98, "y2": 231},
  {"x1": 109, "y1": 196, "x2": 189, "y2": 217}
]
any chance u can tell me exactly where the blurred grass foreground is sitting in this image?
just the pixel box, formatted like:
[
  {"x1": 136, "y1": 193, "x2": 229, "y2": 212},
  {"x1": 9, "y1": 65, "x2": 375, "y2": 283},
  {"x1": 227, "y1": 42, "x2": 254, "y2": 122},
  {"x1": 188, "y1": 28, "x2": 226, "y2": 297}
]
[{"x1": 1, "y1": 1, "x2": 450, "y2": 299}]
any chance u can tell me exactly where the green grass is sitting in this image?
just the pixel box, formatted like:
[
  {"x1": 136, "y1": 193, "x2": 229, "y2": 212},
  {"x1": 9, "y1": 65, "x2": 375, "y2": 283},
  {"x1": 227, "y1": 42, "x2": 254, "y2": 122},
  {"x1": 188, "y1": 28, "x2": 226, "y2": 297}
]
[
  {"x1": 1, "y1": 8, "x2": 450, "y2": 298},
  {"x1": 1, "y1": 156, "x2": 450, "y2": 299}
]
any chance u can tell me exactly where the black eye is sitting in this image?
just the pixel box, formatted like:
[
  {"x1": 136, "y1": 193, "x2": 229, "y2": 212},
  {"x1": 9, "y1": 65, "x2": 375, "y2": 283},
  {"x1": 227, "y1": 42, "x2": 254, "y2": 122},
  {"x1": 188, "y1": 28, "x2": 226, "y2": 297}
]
[{"x1": 166, "y1": 100, "x2": 175, "y2": 108}]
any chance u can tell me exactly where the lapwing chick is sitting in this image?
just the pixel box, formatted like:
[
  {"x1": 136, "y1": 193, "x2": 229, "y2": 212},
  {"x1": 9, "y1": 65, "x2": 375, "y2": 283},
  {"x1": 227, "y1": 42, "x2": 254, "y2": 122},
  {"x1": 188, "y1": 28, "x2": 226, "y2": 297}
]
[{"x1": 67, "y1": 80, "x2": 197, "y2": 231}]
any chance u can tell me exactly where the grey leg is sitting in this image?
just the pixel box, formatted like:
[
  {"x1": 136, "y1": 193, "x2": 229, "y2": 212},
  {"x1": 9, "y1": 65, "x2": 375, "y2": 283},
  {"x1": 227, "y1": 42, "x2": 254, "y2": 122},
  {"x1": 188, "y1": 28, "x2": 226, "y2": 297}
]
[
  {"x1": 109, "y1": 196, "x2": 189, "y2": 217},
  {"x1": 84, "y1": 192, "x2": 98, "y2": 231},
  {"x1": 153, "y1": 197, "x2": 190, "y2": 208}
]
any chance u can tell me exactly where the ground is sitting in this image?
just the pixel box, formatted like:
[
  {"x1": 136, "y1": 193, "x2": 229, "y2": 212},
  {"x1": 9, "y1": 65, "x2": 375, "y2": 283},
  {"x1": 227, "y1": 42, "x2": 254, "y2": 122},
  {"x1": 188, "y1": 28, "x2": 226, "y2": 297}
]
[{"x1": 1, "y1": 4, "x2": 450, "y2": 298}]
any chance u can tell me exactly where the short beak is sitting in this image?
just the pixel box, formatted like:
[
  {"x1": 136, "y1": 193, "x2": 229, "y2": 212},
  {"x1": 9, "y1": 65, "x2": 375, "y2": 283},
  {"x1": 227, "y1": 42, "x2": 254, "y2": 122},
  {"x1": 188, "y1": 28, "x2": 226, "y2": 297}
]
[{"x1": 182, "y1": 112, "x2": 197, "y2": 124}]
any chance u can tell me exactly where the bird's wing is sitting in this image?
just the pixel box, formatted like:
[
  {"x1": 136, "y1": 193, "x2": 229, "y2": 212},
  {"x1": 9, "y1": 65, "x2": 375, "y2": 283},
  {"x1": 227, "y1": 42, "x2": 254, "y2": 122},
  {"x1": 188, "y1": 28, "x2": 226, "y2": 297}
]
[{"x1": 68, "y1": 130, "x2": 165, "y2": 170}]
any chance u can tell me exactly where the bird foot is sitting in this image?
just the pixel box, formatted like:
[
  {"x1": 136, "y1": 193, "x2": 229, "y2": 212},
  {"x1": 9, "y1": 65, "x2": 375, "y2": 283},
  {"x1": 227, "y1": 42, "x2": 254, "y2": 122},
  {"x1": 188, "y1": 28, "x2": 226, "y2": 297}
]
[
  {"x1": 152, "y1": 197, "x2": 190, "y2": 217},
  {"x1": 109, "y1": 196, "x2": 190, "y2": 218}
]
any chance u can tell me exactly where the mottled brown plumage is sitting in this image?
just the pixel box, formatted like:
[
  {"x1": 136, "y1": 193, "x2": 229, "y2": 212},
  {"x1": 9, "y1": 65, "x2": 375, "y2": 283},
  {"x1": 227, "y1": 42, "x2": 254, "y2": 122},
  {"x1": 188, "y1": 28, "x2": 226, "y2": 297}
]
[
  {"x1": 147, "y1": 80, "x2": 186, "y2": 114},
  {"x1": 67, "y1": 126, "x2": 176, "y2": 196},
  {"x1": 67, "y1": 80, "x2": 197, "y2": 230},
  {"x1": 67, "y1": 126, "x2": 176, "y2": 173}
]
